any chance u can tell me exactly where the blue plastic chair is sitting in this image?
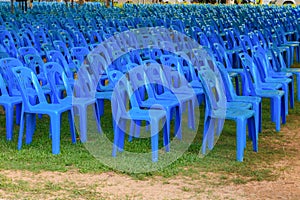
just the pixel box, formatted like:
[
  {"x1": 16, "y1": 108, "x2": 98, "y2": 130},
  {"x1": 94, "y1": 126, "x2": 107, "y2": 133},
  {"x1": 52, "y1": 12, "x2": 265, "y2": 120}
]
[
  {"x1": 197, "y1": 64, "x2": 257, "y2": 162},
  {"x1": 216, "y1": 61, "x2": 262, "y2": 134},
  {"x1": 159, "y1": 54, "x2": 205, "y2": 104},
  {"x1": 86, "y1": 53, "x2": 113, "y2": 117},
  {"x1": 213, "y1": 43, "x2": 246, "y2": 95},
  {"x1": 12, "y1": 67, "x2": 76, "y2": 154},
  {"x1": 129, "y1": 67, "x2": 181, "y2": 151},
  {"x1": 239, "y1": 53, "x2": 286, "y2": 132},
  {"x1": 110, "y1": 70, "x2": 167, "y2": 162},
  {"x1": 0, "y1": 58, "x2": 26, "y2": 97},
  {"x1": 144, "y1": 62, "x2": 197, "y2": 135},
  {"x1": 253, "y1": 45, "x2": 294, "y2": 115},
  {"x1": 0, "y1": 73, "x2": 22, "y2": 140},
  {"x1": 46, "y1": 62, "x2": 101, "y2": 141},
  {"x1": 274, "y1": 25, "x2": 300, "y2": 66},
  {"x1": 271, "y1": 47, "x2": 300, "y2": 102}
]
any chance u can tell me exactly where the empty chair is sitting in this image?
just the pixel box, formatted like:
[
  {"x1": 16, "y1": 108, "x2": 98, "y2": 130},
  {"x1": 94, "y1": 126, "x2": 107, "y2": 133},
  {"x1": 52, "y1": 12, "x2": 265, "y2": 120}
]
[
  {"x1": 46, "y1": 62, "x2": 101, "y2": 142},
  {"x1": 11, "y1": 67, "x2": 76, "y2": 154},
  {"x1": 110, "y1": 70, "x2": 167, "y2": 162},
  {"x1": 198, "y1": 63, "x2": 257, "y2": 162},
  {"x1": 129, "y1": 67, "x2": 181, "y2": 151},
  {"x1": 239, "y1": 53, "x2": 286, "y2": 132},
  {"x1": 0, "y1": 73, "x2": 22, "y2": 140}
]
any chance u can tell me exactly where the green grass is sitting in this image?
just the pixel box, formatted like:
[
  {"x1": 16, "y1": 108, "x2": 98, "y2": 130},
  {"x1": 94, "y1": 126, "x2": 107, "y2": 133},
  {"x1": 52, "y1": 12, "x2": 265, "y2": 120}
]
[{"x1": 0, "y1": 66, "x2": 299, "y2": 186}]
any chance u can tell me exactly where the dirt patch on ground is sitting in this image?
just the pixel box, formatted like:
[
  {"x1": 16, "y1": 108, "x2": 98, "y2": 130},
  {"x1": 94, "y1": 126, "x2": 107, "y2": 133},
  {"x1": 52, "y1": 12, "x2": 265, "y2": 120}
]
[{"x1": 0, "y1": 127, "x2": 299, "y2": 199}]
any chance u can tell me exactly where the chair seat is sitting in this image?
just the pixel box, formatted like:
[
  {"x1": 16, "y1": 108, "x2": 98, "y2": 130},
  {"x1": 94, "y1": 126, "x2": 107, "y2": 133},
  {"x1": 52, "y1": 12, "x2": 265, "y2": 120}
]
[
  {"x1": 270, "y1": 72, "x2": 293, "y2": 78},
  {"x1": 265, "y1": 78, "x2": 292, "y2": 84},
  {"x1": 255, "y1": 89, "x2": 285, "y2": 97},
  {"x1": 232, "y1": 96, "x2": 261, "y2": 103},
  {"x1": 227, "y1": 102, "x2": 252, "y2": 109},
  {"x1": 285, "y1": 41, "x2": 300, "y2": 47},
  {"x1": 28, "y1": 103, "x2": 72, "y2": 115},
  {"x1": 283, "y1": 68, "x2": 300, "y2": 73},
  {"x1": 62, "y1": 96, "x2": 96, "y2": 105},
  {"x1": 157, "y1": 91, "x2": 195, "y2": 103},
  {"x1": 211, "y1": 108, "x2": 255, "y2": 120},
  {"x1": 140, "y1": 98, "x2": 179, "y2": 109},
  {"x1": 188, "y1": 80, "x2": 202, "y2": 88},
  {"x1": 260, "y1": 82, "x2": 282, "y2": 90},
  {"x1": 123, "y1": 108, "x2": 166, "y2": 121},
  {"x1": 0, "y1": 96, "x2": 22, "y2": 104},
  {"x1": 95, "y1": 91, "x2": 112, "y2": 100},
  {"x1": 226, "y1": 109, "x2": 255, "y2": 120}
]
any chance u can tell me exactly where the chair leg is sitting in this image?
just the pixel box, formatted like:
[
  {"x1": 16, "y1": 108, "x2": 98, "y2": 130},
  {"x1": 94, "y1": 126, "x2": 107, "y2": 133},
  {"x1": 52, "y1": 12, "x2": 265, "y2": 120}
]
[
  {"x1": 216, "y1": 118, "x2": 224, "y2": 137},
  {"x1": 236, "y1": 118, "x2": 246, "y2": 162},
  {"x1": 150, "y1": 119, "x2": 159, "y2": 162},
  {"x1": 15, "y1": 103, "x2": 22, "y2": 126},
  {"x1": 289, "y1": 81, "x2": 294, "y2": 109},
  {"x1": 174, "y1": 106, "x2": 182, "y2": 140},
  {"x1": 112, "y1": 119, "x2": 120, "y2": 157},
  {"x1": 5, "y1": 105, "x2": 14, "y2": 141},
  {"x1": 208, "y1": 118, "x2": 217, "y2": 150},
  {"x1": 78, "y1": 105, "x2": 88, "y2": 143},
  {"x1": 271, "y1": 98, "x2": 275, "y2": 123},
  {"x1": 94, "y1": 102, "x2": 103, "y2": 134},
  {"x1": 18, "y1": 111, "x2": 25, "y2": 150},
  {"x1": 25, "y1": 113, "x2": 35, "y2": 145},
  {"x1": 281, "y1": 95, "x2": 286, "y2": 125},
  {"x1": 175, "y1": 105, "x2": 184, "y2": 140},
  {"x1": 296, "y1": 73, "x2": 300, "y2": 102},
  {"x1": 248, "y1": 116, "x2": 258, "y2": 152},
  {"x1": 187, "y1": 99, "x2": 196, "y2": 130},
  {"x1": 282, "y1": 83, "x2": 289, "y2": 115},
  {"x1": 118, "y1": 119, "x2": 126, "y2": 152},
  {"x1": 273, "y1": 97, "x2": 281, "y2": 132},
  {"x1": 202, "y1": 116, "x2": 214, "y2": 154},
  {"x1": 50, "y1": 114, "x2": 61, "y2": 154},
  {"x1": 68, "y1": 109, "x2": 76, "y2": 144},
  {"x1": 164, "y1": 111, "x2": 171, "y2": 152}
]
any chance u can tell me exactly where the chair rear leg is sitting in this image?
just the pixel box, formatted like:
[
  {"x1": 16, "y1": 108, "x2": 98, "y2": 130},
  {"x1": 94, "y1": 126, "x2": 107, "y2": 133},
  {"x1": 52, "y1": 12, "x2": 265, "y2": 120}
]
[{"x1": 236, "y1": 118, "x2": 246, "y2": 162}]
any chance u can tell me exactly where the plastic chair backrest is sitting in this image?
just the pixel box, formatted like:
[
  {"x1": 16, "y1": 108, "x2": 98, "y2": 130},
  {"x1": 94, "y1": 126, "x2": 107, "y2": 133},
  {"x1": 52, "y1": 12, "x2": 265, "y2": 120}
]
[
  {"x1": 53, "y1": 40, "x2": 70, "y2": 57},
  {"x1": 252, "y1": 45, "x2": 272, "y2": 80},
  {"x1": 70, "y1": 47, "x2": 89, "y2": 64},
  {"x1": 239, "y1": 52, "x2": 262, "y2": 93},
  {"x1": 215, "y1": 61, "x2": 238, "y2": 101},
  {"x1": 239, "y1": 35, "x2": 254, "y2": 53},
  {"x1": 11, "y1": 67, "x2": 46, "y2": 111},
  {"x1": 196, "y1": 32, "x2": 211, "y2": 49},
  {"x1": 23, "y1": 54, "x2": 45, "y2": 75},
  {"x1": 110, "y1": 71, "x2": 140, "y2": 118},
  {"x1": 197, "y1": 64, "x2": 226, "y2": 111},
  {"x1": 213, "y1": 43, "x2": 233, "y2": 70},
  {"x1": 87, "y1": 53, "x2": 108, "y2": 76},
  {"x1": 0, "y1": 58, "x2": 24, "y2": 92},
  {"x1": 46, "y1": 50, "x2": 72, "y2": 77},
  {"x1": 58, "y1": 29, "x2": 74, "y2": 48},
  {"x1": 144, "y1": 62, "x2": 170, "y2": 95},
  {"x1": 45, "y1": 62, "x2": 72, "y2": 103},
  {"x1": 18, "y1": 47, "x2": 39, "y2": 62},
  {"x1": 0, "y1": 73, "x2": 9, "y2": 97}
]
